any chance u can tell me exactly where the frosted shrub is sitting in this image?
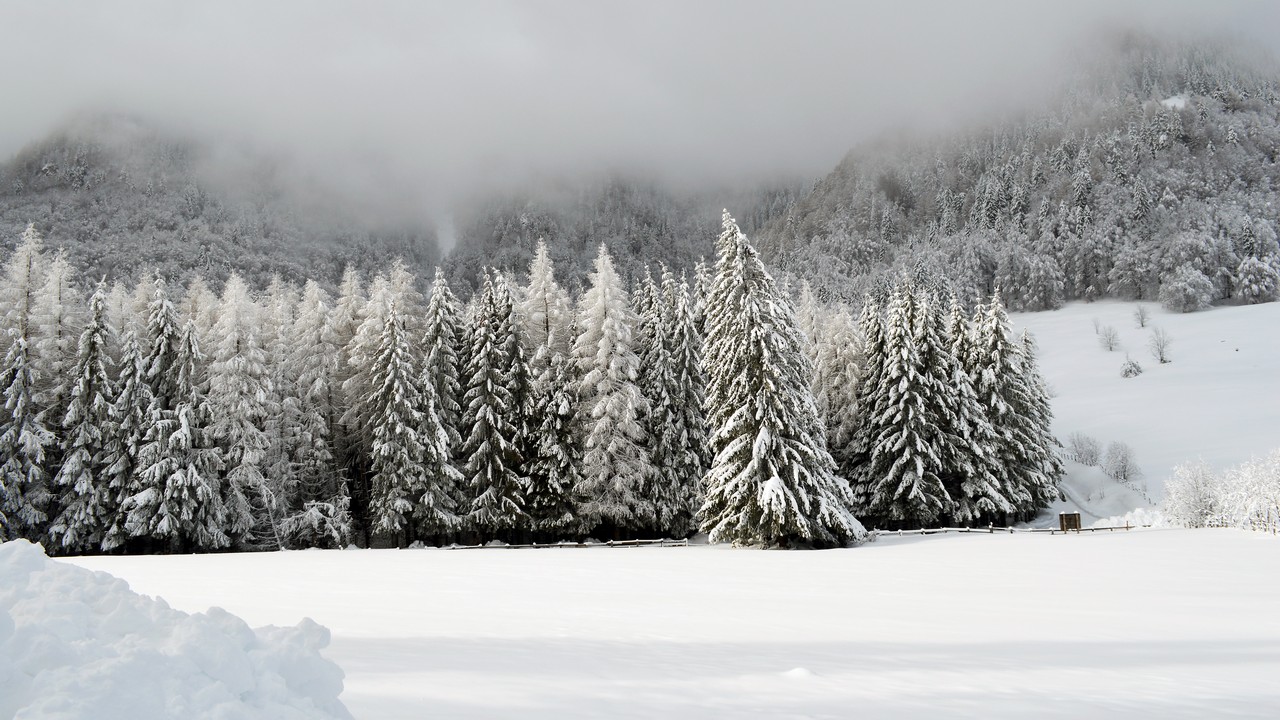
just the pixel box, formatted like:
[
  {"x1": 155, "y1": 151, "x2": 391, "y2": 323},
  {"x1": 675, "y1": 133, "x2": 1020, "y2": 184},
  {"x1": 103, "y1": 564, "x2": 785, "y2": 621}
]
[
  {"x1": 1148, "y1": 327, "x2": 1172, "y2": 364},
  {"x1": 1067, "y1": 432, "x2": 1102, "y2": 466},
  {"x1": 1133, "y1": 304, "x2": 1150, "y2": 327},
  {"x1": 1102, "y1": 442, "x2": 1142, "y2": 484},
  {"x1": 1220, "y1": 451, "x2": 1280, "y2": 532},
  {"x1": 1159, "y1": 264, "x2": 1213, "y2": 313},
  {"x1": 1098, "y1": 325, "x2": 1120, "y2": 351},
  {"x1": 1120, "y1": 356, "x2": 1143, "y2": 378},
  {"x1": 1164, "y1": 461, "x2": 1221, "y2": 528}
]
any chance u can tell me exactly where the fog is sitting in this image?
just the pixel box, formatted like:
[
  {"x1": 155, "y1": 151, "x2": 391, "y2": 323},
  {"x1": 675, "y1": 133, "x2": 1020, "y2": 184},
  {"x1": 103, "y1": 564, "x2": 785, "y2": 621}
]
[{"x1": 2, "y1": 0, "x2": 1277, "y2": 227}]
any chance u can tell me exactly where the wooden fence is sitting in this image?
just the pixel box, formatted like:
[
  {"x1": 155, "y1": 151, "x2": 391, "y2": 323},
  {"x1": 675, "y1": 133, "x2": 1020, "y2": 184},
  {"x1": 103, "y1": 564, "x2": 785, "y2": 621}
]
[
  {"x1": 870, "y1": 522, "x2": 1148, "y2": 538},
  {"x1": 445, "y1": 538, "x2": 690, "y2": 550}
]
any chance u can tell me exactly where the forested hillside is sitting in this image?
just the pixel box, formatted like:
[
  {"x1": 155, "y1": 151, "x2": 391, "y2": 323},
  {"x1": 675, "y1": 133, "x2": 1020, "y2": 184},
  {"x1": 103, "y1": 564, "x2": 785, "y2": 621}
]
[
  {"x1": 757, "y1": 36, "x2": 1280, "y2": 310},
  {"x1": 443, "y1": 177, "x2": 801, "y2": 296},
  {"x1": 0, "y1": 115, "x2": 441, "y2": 290}
]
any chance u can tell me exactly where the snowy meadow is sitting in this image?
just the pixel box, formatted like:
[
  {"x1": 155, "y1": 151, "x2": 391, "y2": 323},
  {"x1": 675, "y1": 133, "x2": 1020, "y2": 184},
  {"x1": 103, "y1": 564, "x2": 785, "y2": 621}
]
[{"x1": 62, "y1": 529, "x2": 1280, "y2": 719}]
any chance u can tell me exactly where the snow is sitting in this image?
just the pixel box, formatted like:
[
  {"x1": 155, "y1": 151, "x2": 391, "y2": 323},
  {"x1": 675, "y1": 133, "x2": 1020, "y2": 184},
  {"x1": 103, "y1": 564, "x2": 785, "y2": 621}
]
[
  {"x1": 1013, "y1": 301, "x2": 1280, "y2": 515},
  {"x1": 64, "y1": 531, "x2": 1280, "y2": 718},
  {"x1": 0, "y1": 540, "x2": 350, "y2": 719},
  {"x1": 1161, "y1": 95, "x2": 1188, "y2": 109}
]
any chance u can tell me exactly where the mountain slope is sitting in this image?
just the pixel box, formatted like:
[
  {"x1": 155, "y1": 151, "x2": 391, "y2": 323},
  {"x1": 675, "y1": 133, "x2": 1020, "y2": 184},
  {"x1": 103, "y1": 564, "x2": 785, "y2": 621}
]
[{"x1": 757, "y1": 36, "x2": 1280, "y2": 308}]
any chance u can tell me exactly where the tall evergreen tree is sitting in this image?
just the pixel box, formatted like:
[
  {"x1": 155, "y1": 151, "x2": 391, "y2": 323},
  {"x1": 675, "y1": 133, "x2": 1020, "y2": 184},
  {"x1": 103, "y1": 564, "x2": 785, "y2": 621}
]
[
  {"x1": 0, "y1": 335, "x2": 52, "y2": 540},
  {"x1": 521, "y1": 240, "x2": 573, "y2": 359},
  {"x1": 572, "y1": 246, "x2": 653, "y2": 537},
  {"x1": 421, "y1": 268, "x2": 467, "y2": 518},
  {"x1": 48, "y1": 285, "x2": 116, "y2": 553},
  {"x1": 206, "y1": 274, "x2": 274, "y2": 548},
  {"x1": 460, "y1": 272, "x2": 526, "y2": 539},
  {"x1": 524, "y1": 348, "x2": 583, "y2": 539},
  {"x1": 700, "y1": 212, "x2": 864, "y2": 547},
  {"x1": 100, "y1": 327, "x2": 152, "y2": 552}
]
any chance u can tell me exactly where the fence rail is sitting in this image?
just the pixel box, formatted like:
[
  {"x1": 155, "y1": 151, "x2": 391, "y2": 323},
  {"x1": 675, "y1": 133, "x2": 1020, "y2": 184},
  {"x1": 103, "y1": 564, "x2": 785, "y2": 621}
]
[
  {"x1": 870, "y1": 522, "x2": 1149, "y2": 538},
  {"x1": 445, "y1": 538, "x2": 690, "y2": 550}
]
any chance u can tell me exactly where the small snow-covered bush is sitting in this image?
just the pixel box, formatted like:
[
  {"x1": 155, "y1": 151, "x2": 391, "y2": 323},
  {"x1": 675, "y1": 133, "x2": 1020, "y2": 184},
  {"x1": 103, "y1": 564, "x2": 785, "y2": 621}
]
[
  {"x1": 1102, "y1": 441, "x2": 1142, "y2": 484},
  {"x1": 1120, "y1": 357, "x2": 1143, "y2": 378},
  {"x1": 1159, "y1": 264, "x2": 1214, "y2": 313},
  {"x1": 1067, "y1": 432, "x2": 1101, "y2": 466}
]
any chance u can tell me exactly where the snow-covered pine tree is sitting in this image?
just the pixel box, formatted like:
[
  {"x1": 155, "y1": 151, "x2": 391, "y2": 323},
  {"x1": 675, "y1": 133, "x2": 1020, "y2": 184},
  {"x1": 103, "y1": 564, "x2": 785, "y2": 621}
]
[
  {"x1": 524, "y1": 347, "x2": 582, "y2": 539},
  {"x1": 282, "y1": 280, "x2": 351, "y2": 548},
  {"x1": 572, "y1": 246, "x2": 653, "y2": 538},
  {"x1": 48, "y1": 284, "x2": 116, "y2": 553},
  {"x1": 637, "y1": 269, "x2": 680, "y2": 538},
  {"x1": 1013, "y1": 331, "x2": 1065, "y2": 514},
  {"x1": 260, "y1": 276, "x2": 302, "y2": 537},
  {"x1": 143, "y1": 276, "x2": 183, "y2": 413},
  {"x1": 0, "y1": 223, "x2": 46, "y2": 355},
  {"x1": 945, "y1": 294, "x2": 1010, "y2": 524},
  {"x1": 329, "y1": 265, "x2": 366, "y2": 511},
  {"x1": 31, "y1": 250, "x2": 83, "y2": 441},
  {"x1": 340, "y1": 273, "x2": 392, "y2": 540},
  {"x1": 421, "y1": 268, "x2": 467, "y2": 522},
  {"x1": 460, "y1": 272, "x2": 526, "y2": 541},
  {"x1": 521, "y1": 240, "x2": 573, "y2": 360},
  {"x1": 494, "y1": 273, "x2": 536, "y2": 495},
  {"x1": 856, "y1": 283, "x2": 953, "y2": 528},
  {"x1": 700, "y1": 212, "x2": 865, "y2": 547},
  {"x1": 656, "y1": 268, "x2": 705, "y2": 538},
  {"x1": 369, "y1": 302, "x2": 446, "y2": 545},
  {"x1": 812, "y1": 304, "x2": 862, "y2": 485},
  {"x1": 919, "y1": 293, "x2": 1009, "y2": 526},
  {"x1": 206, "y1": 274, "x2": 274, "y2": 549},
  {"x1": 845, "y1": 297, "x2": 886, "y2": 513},
  {"x1": 125, "y1": 320, "x2": 227, "y2": 552},
  {"x1": 99, "y1": 327, "x2": 152, "y2": 552},
  {"x1": 0, "y1": 334, "x2": 53, "y2": 540}
]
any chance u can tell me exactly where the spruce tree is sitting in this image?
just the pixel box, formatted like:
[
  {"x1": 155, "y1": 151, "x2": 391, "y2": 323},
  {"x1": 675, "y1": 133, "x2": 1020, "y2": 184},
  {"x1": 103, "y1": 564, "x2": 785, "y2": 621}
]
[
  {"x1": 657, "y1": 269, "x2": 705, "y2": 538},
  {"x1": 282, "y1": 280, "x2": 351, "y2": 548},
  {"x1": 206, "y1": 274, "x2": 274, "y2": 548},
  {"x1": 421, "y1": 268, "x2": 467, "y2": 521},
  {"x1": 48, "y1": 285, "x2": 116, "y2": 553},
  {"x1": 99, "y1": 327, "x2": 152, "y2": 552},
  {"x1": 0, "y1": 335, "x2": 53, "y2": 540},
  {"x1": 460, "y1": 272, "x2": 526, "y2": 540},
  {"x1": 700, "y1": 212, "x2": 864, "y2": 547},
  {"x1": 572, "y1": 246, "x2": 652, "y2": 537},
  {"x1": 521, "y1": 240, "x2": 573, "y2": 359},
  {"x1": 858, "y1": 285, "x2": 952, "y2": 528},
  {"x1": 524, "y1": 348, "x2": 583, "y2": 539}
]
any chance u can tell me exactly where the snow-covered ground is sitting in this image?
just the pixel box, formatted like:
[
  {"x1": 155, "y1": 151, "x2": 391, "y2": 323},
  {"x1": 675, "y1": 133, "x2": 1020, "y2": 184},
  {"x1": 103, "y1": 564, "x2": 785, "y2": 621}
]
[
  {"x1": 65, "y1": 530, "x2": 1280, "y2": 718},
  {"x1": 1014, "y1": 300, "x2": 1280, "y2": 516}
]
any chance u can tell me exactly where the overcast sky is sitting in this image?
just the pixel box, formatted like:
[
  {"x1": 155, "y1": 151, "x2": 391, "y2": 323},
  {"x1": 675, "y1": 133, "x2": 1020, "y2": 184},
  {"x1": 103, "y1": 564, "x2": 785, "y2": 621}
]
[{"x1": 2, "y1": 0, "x2": 1278, "y2": 212}]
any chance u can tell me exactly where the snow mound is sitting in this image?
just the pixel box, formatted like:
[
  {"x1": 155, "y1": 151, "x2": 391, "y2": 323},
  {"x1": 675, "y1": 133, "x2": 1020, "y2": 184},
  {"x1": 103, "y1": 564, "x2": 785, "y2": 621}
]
[
  {"x1": 0, "y1": 540, "x2": 351, "y2": 720},
  {"x1": 1091, "y1": 507, "x2": 1167, "y2": 529}
]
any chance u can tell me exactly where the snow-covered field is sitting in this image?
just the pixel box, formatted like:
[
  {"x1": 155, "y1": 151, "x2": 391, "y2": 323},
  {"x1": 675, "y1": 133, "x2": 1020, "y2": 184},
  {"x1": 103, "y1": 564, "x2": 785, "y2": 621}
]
[
  {"x1": 64, "y1": 529, "x2": 1280, "y2": 718},
  {"x1": 1014, "y1": 300, "x2": 1280, "y2": 512}
]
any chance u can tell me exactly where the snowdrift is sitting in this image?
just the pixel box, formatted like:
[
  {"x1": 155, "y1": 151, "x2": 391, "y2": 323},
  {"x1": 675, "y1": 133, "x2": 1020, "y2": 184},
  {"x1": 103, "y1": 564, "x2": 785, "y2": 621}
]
[{"x1": 0, "y1": 540, "x2": 350, "y2": 720}]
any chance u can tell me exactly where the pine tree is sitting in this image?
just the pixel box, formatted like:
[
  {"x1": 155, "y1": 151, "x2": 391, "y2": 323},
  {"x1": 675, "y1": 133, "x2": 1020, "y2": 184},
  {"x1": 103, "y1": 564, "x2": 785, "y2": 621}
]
[
  {"x1": 521, "y1": 240, "x2": 573, "y2": 359},
  {"x1": 99, "y1": 327, "x2": 152, "y2": 552},
  {"x1": 846, "y1": 297, "x2": 887, "y2": 513},
  {"x1": 572, "y1": 246, "x2": 653, "y2": 537},
  {"x1": 282, "y1": 280, "x2": 351, "y2": 548},
  {"x1": 524, "y1": 348, "x2": 583, "y2": 539},
  {"x1": 1013, "y1": 331, "x2": 1065, "y2": 513},
  {"x1": 657, "y1": 269, "x2": 705, "y2": 538},
  {"x1": 637, "y1": 270, "x2": 680, "y2": 537},
  {"x1": 125, "y1": 321, "x2": 227, "y2": 552},
  {"x1": 0, "y1": 335, "x2": 53, "y2": 540},
  {"x1": 700, "y1": 212, "x2": 864, "y2": 548},
  {"x1": 421, "y1": 268, "x2": 467, "y2": 519},
  {"x1": 206, "y1": 274, "x2": 275, "y2": 549},
  {"x1": 945, "y1": 295, "x2": 1010, "y2": 524},
  {"x1": 0, "y1": 223, "x2": 46, "y2": 354},
  {"x1": 48, "y1": 284, "x2": 116, "y2": 553},
  {"x1": 31, "y1": 250, "x2": 83, "y2": 438},
  {"x1": 460, "y1": 273, "x2": 526, "y2": 540},
  {"x1": 856, "y1": 283, "x2": 953, "y2": 528}
]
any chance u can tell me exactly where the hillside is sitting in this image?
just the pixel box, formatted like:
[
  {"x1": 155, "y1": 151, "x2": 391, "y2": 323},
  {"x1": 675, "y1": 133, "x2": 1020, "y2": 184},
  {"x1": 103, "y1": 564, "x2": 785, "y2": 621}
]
[
  {"x1": 1014, "y1": 299, "x2": 1280, "y2": 523},
  {"x1": 757, "y1": 36, "x2": 1280, "y2": 308},
  {"x1": 0, "y1": 115, "x2": 441, "y2": 290}
]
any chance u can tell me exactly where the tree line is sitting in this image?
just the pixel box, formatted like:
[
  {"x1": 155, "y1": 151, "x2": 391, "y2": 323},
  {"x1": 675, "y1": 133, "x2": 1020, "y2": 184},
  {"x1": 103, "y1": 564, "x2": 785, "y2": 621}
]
[{"x1": 0, "y1": 214, "x2": 1062, "y2": 553}]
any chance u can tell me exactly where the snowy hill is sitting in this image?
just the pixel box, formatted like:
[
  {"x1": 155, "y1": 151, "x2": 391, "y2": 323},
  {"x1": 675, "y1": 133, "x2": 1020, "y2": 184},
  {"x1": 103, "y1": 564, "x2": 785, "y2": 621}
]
[{"x1": 1013, "y1": 299, "x2": 1280, "y2": 520}]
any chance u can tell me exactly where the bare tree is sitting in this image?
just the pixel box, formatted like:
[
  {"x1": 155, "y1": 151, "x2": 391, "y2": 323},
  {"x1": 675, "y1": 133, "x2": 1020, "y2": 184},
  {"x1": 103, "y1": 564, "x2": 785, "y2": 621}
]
[
  {"x1": 1149, "y1": 327, "x2": 1172, "y2": 363},
  {"x1": 1103, "y1": 441, "x2": 1143, "y2": 484},
  {"x1": 1067, "y1": 432, "x2": 1101, "y2": 465},
  {"x1": 1133, "y1": 304, "x2": 1150, "y2": 328},
  {"x1": 1098, "y1": 325, "x2": 1120, "y2": 351}
]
